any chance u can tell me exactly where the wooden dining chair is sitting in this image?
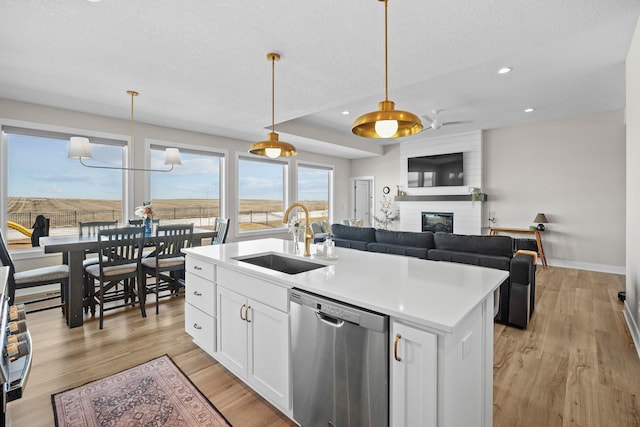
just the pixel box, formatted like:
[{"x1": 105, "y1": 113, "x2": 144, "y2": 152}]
[
  {"x1": 79, "y1": 220, "x2": 118, "y2": 312},
  {"x1": 211, "y1": 218, "x2": 230, "y2": 245},
  {"x1": 84, "y1": 226, "x2": 145, "y2": 329},
  {"x1": 141, "y1": 224, "x2": 193, "y2": 314},
  {"x1": 0, "y1": 229, "x2": 68, "y2": 313}
]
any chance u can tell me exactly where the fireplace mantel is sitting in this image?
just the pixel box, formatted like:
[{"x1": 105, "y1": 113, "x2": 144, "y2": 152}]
[{"x1": 395, "y1": 193, "x2": 487, "y2": 202}]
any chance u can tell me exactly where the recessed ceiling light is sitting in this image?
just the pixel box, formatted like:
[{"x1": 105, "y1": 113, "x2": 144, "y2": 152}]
[
  {"x1": 87, "y1": 0, "x2": 102, "y2": 2},
  {"x1": 341, "y1": 111, "x2": 350, "y2": 115},
  {"x1": 524, "y1": 107, "x2": 535, "y2": 113},
  {"x1": 498, "y1": 67, "x2": 512, "y2": 74}
]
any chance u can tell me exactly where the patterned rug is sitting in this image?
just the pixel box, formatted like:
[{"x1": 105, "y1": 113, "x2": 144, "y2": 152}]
[{"x1": 52, "y1": 355, "x2": 231, "y2": 427}]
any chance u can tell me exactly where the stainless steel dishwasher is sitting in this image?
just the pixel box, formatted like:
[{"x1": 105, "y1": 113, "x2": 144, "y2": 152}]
[{"x1": 289, "y1": 288, "x2": 389, "y2": 427}]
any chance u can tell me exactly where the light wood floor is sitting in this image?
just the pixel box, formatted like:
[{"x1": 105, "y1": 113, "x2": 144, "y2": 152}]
[{"x1": 7, "y1": 266, "x2": 639, "y2": 426}]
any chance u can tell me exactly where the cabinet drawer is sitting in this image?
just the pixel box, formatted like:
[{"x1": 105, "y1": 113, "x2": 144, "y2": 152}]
[
  {"x1": 185, "y1": 303, "x2": 216, "y2": 356},
  {"x1": 186, "y1": 272, "x2": 216, "y2": 314},
  {"x1": 218, "y1": 266, "x2": 288, "y2": 312},
  {"x1": 186, "y1": 256, "x2": 215, "y2": 280}
]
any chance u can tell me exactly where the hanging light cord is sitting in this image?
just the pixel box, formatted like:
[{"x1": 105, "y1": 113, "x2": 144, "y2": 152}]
[
  {"x1": 129, "y1": 90, "x2": 136, "y2": 147},
  {"x1": 271, "y1": 55, "x2": 276, "y2": 133},
  {"x1": 384, "y1": 0, "x2": 389, "y2": 102}
]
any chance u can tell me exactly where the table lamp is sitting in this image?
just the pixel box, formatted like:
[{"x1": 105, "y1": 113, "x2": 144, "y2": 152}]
[{"x1": 534, "y1": 213, "x2": 548, "y2": 231}]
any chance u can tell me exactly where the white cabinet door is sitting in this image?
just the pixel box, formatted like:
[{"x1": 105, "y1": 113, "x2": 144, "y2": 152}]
[
  {"x1": 216, "y1": 286, "x2": 248, "y2": 378},
  {"x1": 246, "y1": 298, "x2": 290, "y2": 411},
  {"x1": 390, "y1": 321, "x2": 437, "y2": 427}
]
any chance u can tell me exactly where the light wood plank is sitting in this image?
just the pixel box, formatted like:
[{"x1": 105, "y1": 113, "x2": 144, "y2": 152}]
[{"x1": 7, "y1": 266, "x2": 640, "y2": 427}]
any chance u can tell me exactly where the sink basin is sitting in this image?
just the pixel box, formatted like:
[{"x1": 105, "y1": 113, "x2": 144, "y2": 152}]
[{"x1": 235, "y1": 253, "x2": 326, "y2": 275}]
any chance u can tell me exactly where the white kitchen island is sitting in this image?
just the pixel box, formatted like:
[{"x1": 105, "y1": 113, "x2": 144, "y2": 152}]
[{"x1": 183, "y1": 238, "x2": 508, "y2": 427}]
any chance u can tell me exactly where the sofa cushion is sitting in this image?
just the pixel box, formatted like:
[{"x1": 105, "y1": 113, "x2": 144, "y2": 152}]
[
  {"x1": 375, "y1": 229, "x2": 435, "y2": 249},
  {"x1": 367, "y1": 242, "x2": 429, "y2": 259},
  {"x1": 334, "y1": 238, "x2": 369, "y2": 251},
  {"x1": 428, "y1": 249, "x2": 511, "y2": 271},
  {"x1": 433, "y1": 232, "x2": 513, "y2": 258},
  {"x1": 331, "y1": 224, "x2": 375, "y2": 242}
]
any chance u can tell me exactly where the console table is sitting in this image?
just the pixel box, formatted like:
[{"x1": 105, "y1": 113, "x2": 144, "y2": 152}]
[{"x1": 489, "y1": 227, "x2": 547, "y2": 267}]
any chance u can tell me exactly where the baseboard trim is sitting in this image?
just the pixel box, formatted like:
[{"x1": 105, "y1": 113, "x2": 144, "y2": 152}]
[
  {"x1": 547, "y1": 259, "x2": 625, "y2": 275},
  {"x1": 623, "y1": 303, "x2": 640, "y2": 360}
]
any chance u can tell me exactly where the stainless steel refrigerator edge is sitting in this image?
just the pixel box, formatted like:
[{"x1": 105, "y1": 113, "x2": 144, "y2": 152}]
[{"x1": 289, "y1": 288, "x2": 389, "y2": 427}]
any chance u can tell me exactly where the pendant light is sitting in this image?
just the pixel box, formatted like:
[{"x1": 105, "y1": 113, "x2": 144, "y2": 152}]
[
  {"x1": 249, "y1": 52, "x2": 296, "y2": 158},
  {"x1": 352, "y1": 0, "x2": 423, "y2": 139},
  {"x1": 68, "y1": 90, "x2": 182, "y2": 171}
]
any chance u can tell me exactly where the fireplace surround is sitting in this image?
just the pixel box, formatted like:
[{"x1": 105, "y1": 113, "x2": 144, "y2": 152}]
[{"x1": 422, "y1": 212, "x2": 453, "y2": 233}]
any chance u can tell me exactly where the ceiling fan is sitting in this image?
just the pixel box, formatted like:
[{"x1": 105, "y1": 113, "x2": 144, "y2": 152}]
[{"x1": 422, "y1": 109, "x2": 472, "y2": 130}]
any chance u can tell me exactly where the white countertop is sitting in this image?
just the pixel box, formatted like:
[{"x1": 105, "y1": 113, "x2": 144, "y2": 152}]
[{"x1": 183, "y1": 238, "x2": 508, "y2": 333}]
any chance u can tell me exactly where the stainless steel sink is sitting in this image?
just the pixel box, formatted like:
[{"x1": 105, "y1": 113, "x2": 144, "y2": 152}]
[{"x1": 235, "y1": 253, "x2": 326, "y2": 275}]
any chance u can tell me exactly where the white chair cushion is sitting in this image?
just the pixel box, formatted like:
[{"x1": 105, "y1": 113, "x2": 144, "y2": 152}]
[
  {"x1": 85, "y1": 263, "x2": 138, "y2": 278},
  {"x1": 14, "y1": 265, "x2": 69, "y2": 285},
  {"x1": 141, "y1": 256, "x2": 185, "y2": 269}
]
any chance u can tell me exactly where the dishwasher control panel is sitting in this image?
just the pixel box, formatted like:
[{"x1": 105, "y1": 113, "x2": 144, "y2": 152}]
[{"x1": 289, "y1": 288, "x2": 388, "y2": 332}]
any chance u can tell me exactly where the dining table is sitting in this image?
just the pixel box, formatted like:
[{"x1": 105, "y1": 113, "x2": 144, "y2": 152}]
[{"x1": 40, "y1": 227, "x2": 216, "y2": 328}]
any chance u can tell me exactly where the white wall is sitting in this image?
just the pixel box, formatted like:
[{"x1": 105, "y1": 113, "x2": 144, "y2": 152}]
[
  {"x1": 350, "y1": 144, "x2": 401, "y2": 230},
  {"x1": 399, "y1": 131, "x2": 483, "y2": 235},
  {"x1": 351, "y1": 111, "x2": 626, "y2": 273},
  {"x1": 625, "y1": 16, "x2": 640, "y2": 355},
  {"x1": 0, "y1": 98, "x2": 352, "y2": 249},
  {"x1": 484, "y1": 110, "x2": 626, "y2": 273}
]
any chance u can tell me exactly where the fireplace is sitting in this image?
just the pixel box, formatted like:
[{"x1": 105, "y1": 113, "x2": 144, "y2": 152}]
[{"x1": 422, "y1": 212, "x2": 453, "y2": 233}]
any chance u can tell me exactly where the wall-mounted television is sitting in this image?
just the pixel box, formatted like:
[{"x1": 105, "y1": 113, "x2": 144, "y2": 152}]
[{"x1": 407, "y1": 152, "x2": 464, "y2": 187}]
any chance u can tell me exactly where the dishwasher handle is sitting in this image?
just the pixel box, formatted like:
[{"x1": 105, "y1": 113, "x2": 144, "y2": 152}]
[{"x1": 315, "y1": 311, "x2": 345, "y2": 328}]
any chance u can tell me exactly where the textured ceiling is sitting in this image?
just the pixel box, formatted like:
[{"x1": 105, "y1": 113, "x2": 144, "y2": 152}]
[{"x1": 1, "y1": 0, "x2": 638, "y2": 158}]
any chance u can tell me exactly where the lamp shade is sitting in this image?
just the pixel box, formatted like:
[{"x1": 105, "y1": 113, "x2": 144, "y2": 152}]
[
  {"x1": 68, "y1": 137, "x2": 93, "y2": 159},
  {"x1": 534, "y1": 213, "x2": 548, "y2": 223},
  {"x1": 163, "y1": 147, "x2": 182, "y2": 165}
]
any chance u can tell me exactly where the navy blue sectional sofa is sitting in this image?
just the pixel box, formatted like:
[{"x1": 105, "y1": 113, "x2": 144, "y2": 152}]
[{"x1": 330, "y1": 223, "x2": 536, "y2": 328}]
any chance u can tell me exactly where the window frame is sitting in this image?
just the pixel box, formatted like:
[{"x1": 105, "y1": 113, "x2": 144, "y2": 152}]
[
  {"x1": 235, "y1": 153, "x2": 291, "y2": 238},
  {"x1": 147, "y1": 138, "x2": 227, "y2": 227},
  {"x1": 295, "y1": 160, "x2": 334, "y2": 225},
  {"x1": 0, "y1": 119, "x2": 132, "y2": 243}
]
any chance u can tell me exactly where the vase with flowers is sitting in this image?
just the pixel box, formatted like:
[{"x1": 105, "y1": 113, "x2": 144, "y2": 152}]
[{"x1": 135, "y1": 201, "x2": 154, "y2": 236}]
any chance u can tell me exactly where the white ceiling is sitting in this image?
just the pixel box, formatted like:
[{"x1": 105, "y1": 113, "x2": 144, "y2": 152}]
[{"x1": 1, "y1": 0, "x2": 638, "y2": 159}]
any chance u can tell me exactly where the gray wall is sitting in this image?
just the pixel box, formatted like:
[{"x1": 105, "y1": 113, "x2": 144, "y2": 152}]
[
  {"x1": 351, "y1": 110, "x2": 626, "y2": 273},
  {"x1": 484, "y1": 110, "x2": 626, "y2": 273},
  {"x1": 625, "y1": 15, "x2": 640, "y2": 355}
]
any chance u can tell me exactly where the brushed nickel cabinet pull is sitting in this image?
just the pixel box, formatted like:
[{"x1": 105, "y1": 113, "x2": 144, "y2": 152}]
[
  {"x1": 193, "y1": 323, "x2": 202, "y2": 330},
  {"x1": 246, "y1": 305, "x2": 252, "y2": 323},
  {"x1": 240, "y1": 304, "x2": 247, "y2": 321},
  {"x1": 193, "y1": 265, "x2": 203, "y2": 270},
  {"x1": 193, "y1": 290, "x2": 202, "y2": 296}
]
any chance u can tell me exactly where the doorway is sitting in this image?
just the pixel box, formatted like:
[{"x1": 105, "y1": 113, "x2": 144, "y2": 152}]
[{"x1": 350, "y1": 177, "x2": 373, "y2": 227}]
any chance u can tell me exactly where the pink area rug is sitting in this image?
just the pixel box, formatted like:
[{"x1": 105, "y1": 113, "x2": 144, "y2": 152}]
[{"x1": 52, "y1": 355, "x2": 231, "y2": 426}]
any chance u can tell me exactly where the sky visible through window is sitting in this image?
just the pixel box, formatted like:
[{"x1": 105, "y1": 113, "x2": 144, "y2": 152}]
[{"x1": 8, "y1": 135, "x2": 328, "y2": 201}]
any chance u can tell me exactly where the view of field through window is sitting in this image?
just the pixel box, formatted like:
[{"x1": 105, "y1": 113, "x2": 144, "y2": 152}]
[{"x1": 4, "y1": 133, "x2": 330, "y2": 248}]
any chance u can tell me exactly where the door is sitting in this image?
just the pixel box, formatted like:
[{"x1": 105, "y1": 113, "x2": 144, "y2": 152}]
[
  {"x1": 353, "y1": 178, "x2": 372, "y2": 226},
  {"x1": 390, "y1": 321, "x2": 437, "y2": 427},
  {"x1": 247, "y1": 298, "x2": 290, "y2": 411},
  {"x1": 216, "y1": 286, "x2": 248, "y2": 378}
]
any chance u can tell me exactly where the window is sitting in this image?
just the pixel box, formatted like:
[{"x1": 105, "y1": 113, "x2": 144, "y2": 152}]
[
  {"x1": 237, "y1": 157, "x2": 287, "y2": 233},
  {"x1": 2, "y1": 127, "x2": 125, "y2": 248},
  {"x1": 150, "y1": 145, "x2": 224, "y2": 231},
  {"x1": 297, "y1": 164, "x2": 332, "y2": 223}
]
